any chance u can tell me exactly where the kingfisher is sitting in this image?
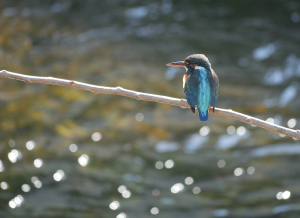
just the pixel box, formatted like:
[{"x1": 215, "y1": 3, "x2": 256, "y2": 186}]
[{"x1": 166, "y1": 54, "x2": 219, "y2": 121}]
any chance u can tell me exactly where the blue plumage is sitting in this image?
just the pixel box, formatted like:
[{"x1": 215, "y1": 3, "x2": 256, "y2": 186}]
[
  {"x1": 167, "y1": 54, "x2": 219, "y2": 121},
  {"x1": 185, "y1": 67, "x2": 211, "y2": 121},
  {"x1": 197, "y1": 67, "x2": 211, "y2": 121},
  {"x1": 199, "y1": 110, "x2": 208, "y2": 121}
]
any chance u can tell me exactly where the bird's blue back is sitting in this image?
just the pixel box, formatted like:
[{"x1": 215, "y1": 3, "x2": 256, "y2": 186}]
[{"x1": 184, "y1": 67, "x2": 211, "y2": 121}]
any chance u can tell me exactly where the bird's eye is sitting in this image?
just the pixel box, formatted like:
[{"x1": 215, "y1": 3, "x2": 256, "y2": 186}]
[{"x1": 185, "y1": 62, "x2": 190, "y2": 65}]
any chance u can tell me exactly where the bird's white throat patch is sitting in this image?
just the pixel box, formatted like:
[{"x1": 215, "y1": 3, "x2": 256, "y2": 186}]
[{"x1": 195, "y1": 66, "x2": 205, "y2": 70}]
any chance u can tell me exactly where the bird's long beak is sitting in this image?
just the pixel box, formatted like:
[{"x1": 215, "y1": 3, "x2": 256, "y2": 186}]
[{"x1": 166, "y1": 61, "x2": 186, "y2": 67}]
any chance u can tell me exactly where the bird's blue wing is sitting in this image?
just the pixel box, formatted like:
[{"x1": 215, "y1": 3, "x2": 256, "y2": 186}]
[
  {"x1": 197, "y1": 67, "x2": 211, "y2": 121},
  {"x1": 211, "y1": 93, "x2": 218, "y2": 108},
  {"x1": 185, "y1": 88, "x2": 197, "y2": 108},
  {"x1": 184, "y1": 74, "x2": 198, "y2": 108},
  {"x1": 208, "y1": 69, "x2": 219, "y2": 108}
]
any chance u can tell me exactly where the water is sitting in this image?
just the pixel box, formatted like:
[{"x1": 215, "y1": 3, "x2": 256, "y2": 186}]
[{"x1": 0, "y1": 1, "x2": 300, "y2": 217}]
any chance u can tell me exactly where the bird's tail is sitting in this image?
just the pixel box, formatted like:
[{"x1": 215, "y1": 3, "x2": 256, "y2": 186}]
[{"x1": 199, "y1": 110, "x2": 208, "y2": 121}]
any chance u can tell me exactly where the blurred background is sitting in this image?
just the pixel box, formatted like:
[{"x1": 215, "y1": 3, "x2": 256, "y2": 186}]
[{"x1": 0, "y1": 0, "x2": 300, "y2": 217}]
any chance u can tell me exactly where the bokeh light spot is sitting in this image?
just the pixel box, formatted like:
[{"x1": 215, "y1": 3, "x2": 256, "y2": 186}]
[
  {"x1": 282, "y1": 191, "x2": 291, "y2": 199},
  {"x1": 31, "y1": 176, "x2": 38, "y2": 183},
  {"x1": 69, "y1": 144, "x2": 78, "y2": 152},
  {"x1": 277, "y1": 191, "x2": 291, "y2": 200},
  {"x1": 165, "y1": 159, "x2": 174, "y2": 169},
  {"x1": 109, "y1": 201, "x2": 120, "y2": 210},
  {"x1": 234, "y1": 168, "x2": 244, "y2": 176},
  {"x1": 118, "y1": 185, "x2": 127, "y2": 193},
  {"x1": 236, "y1": 126, "x2": 246, "y2": 136},
  {"x1": 155, "y1": 161, "x2": 163, "y2": 169},
  {"x1": 26, "y1": 140, "x2": 36, "y2": 150},
  {"x1": 9, "y1": 200, "x2": 16, "y2": 209},
  {"x1": 227, "y1": 126, "x2": 236, "y2": 135},
  {"x1": 1, "y1": 181, "x2": 8, "y2": 190},
  {"x1": 13, "y1": 195, "x2": 23, "y2": 206},
  {"x1": 122, "y1": 190, "x2": 131, "y2": 198},
  {"x1": 9, "y1": 139, "x2": 15, "y2": 148},
  {"x1": 291, "y1": 13, "x2": 300, "y2": 23},
  {"x1": 78, "y1": 154, "x2": 89, "y2": 167},
  {"x1": 17, "y1": 195, "x2": 24, "y2": 202},
  {"x1": 199, "y1": 126, "x2": 210, "y2": 136},
  {"x1": 171, "y1": 183, "x2": 184, "y2": 193},
  {"x1": 21, "y1": 184, "x2": 30, "y2": 192},
  {"x1": 287, "y1": 118, "x2": 297, "y2": 128},
  {"x1": 217, "y1": 160, "x2": 226, "y2": 168},
  {"x1": 8, "y1": 149, "x2": 22, "y2": 163},
  {"x1": 184, "y1": 177, "x2": 194, "y2": 185},
  {"x1": 116, "y1": 213, "x2": 126, "y2": 218},
  {"x1": 247, "y1": 166, "x2": 255, "y2": 175},
  {"x1": 33, "y1": 158, "x2": 43, "y2": 168},
  {"x1": 0, "y1": 160, "x2": 4, "y2": 172},
  {"x1": 152, "y1": 189, "x2": 160, "y2": 196},
  {"x1": 33, "y1": 180, "x2": 42, "y2": 188},
  {"x1": 193, "y1": 186, "x2": 201, "y2": 194},
  {"x1": 53, "y1": 170, "x2": 65, "y2": 182},
  {"x1": 91, "y1": 132, "x2": 102, "y2": 141},
  {"x1": 150, "y1": 207, "x2": 159, "y2": 215},
  {"x1": 276, "y1": 192, "x2": 283, "y2": 200},
  {"x1": 135, "y1": 113, "x2": 144, "y2": 122}
]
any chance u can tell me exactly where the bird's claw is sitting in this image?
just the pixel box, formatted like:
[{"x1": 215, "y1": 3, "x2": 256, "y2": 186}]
[{"x1": 191, "y1": 107, "x2": 195, "y2": 113}]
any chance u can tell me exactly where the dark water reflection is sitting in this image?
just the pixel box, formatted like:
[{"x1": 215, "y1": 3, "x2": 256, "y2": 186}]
[{"x1": 0, "y1": 1, "x2": 300, "y2": 217}]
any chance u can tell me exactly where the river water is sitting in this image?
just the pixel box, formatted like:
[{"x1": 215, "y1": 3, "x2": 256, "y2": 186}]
[{"x1": 0, "y1": 1, "x2": 300, "y2": 218}]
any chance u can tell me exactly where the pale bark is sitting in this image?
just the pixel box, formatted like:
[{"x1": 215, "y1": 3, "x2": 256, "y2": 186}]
[{"x1": 1, "y1": 70, "x2": 299, "y2": 140}]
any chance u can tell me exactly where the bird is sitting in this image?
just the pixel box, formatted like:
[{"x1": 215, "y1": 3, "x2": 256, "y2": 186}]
[{"x1": 166, "y1": 54, "x2": 219, "y2": 121}]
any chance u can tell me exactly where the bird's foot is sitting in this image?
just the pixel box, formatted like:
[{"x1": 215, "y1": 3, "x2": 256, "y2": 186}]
[{"x1": 213, "y1": 107, "x2": 215, "y2": 112}]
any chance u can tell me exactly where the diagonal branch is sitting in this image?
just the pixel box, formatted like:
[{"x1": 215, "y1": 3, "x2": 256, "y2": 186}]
[{"x1": 1, "y1": 70, "x2": 299, "y2": 140}]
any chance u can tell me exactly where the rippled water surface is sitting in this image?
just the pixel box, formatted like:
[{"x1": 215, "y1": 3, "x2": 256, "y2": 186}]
[{"x1": 0, "y1": 1, "x2": 300, "y2": 218}]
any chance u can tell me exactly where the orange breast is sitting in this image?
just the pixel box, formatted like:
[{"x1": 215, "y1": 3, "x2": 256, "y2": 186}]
[{"x1": 183, "y1": 74, "x2": 187, "y2": 88}]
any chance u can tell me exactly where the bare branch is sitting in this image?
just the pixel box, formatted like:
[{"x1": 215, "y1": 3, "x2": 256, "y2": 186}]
[{"x1": 1, "y1": 70, "x2": 299, "y2": 140}]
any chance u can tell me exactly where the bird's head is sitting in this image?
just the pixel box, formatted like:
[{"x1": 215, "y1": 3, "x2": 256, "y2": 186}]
[{"x1": 166, "y1": 54, "x2": 211, "y2": 70}]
